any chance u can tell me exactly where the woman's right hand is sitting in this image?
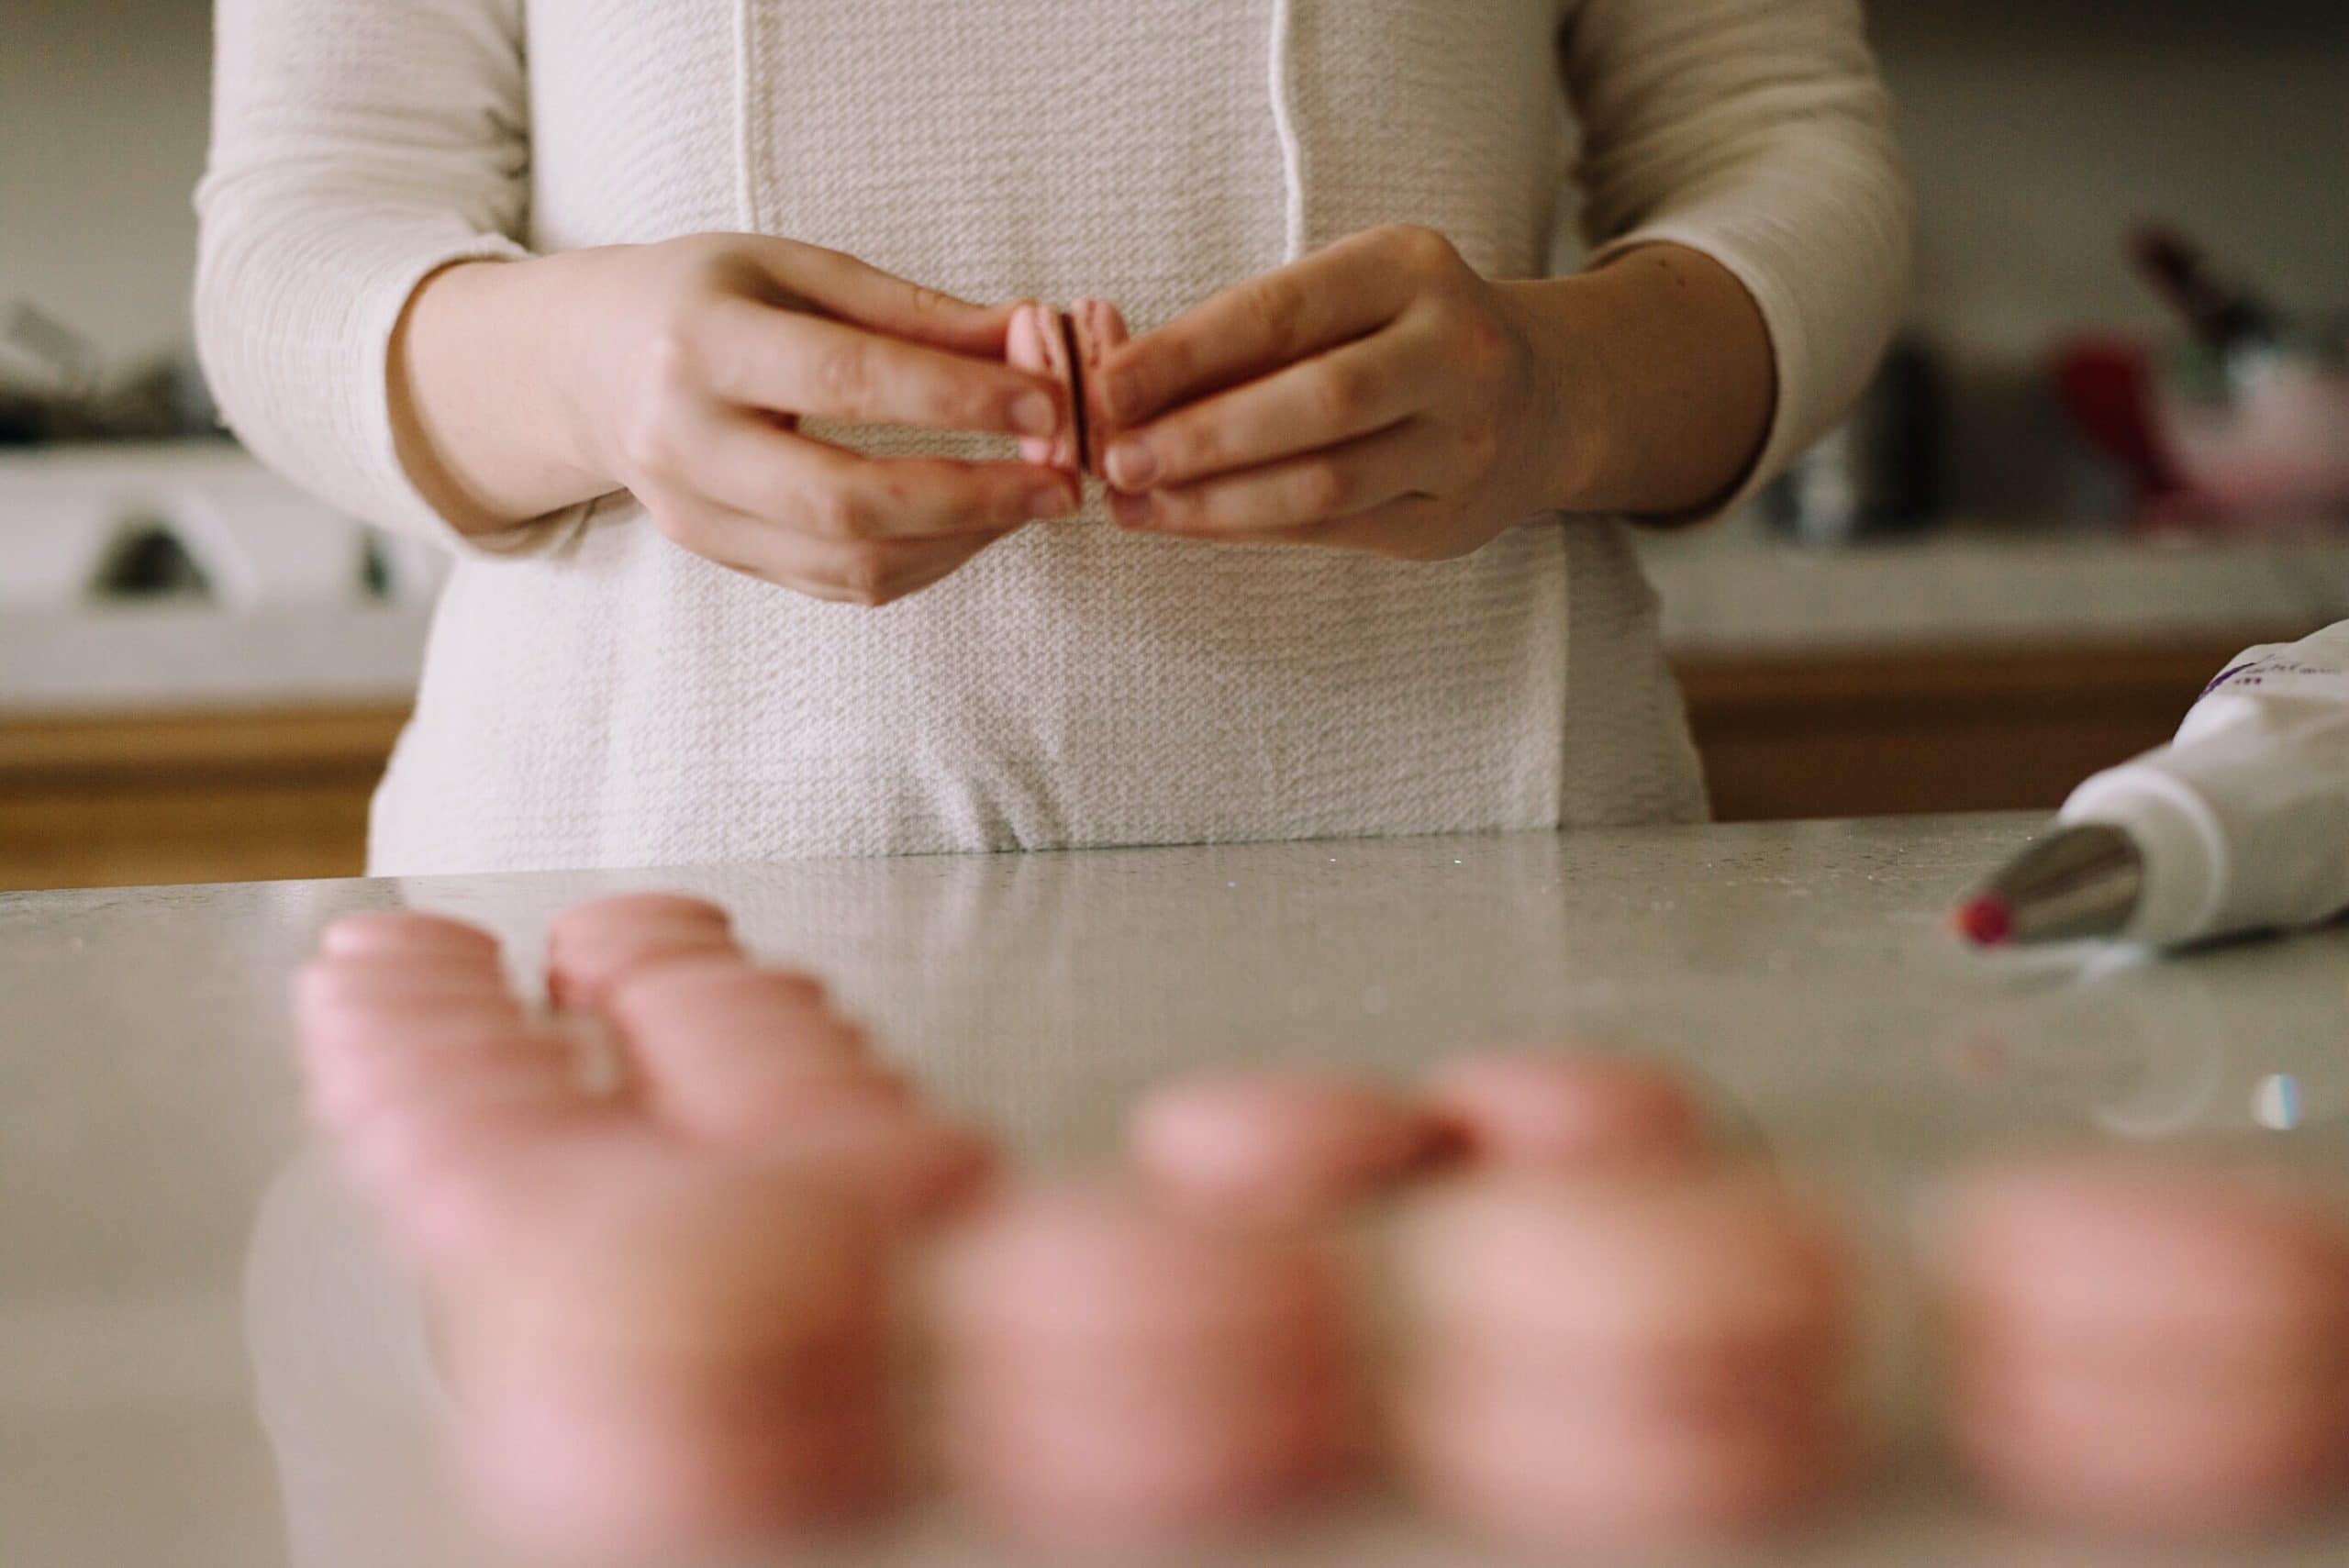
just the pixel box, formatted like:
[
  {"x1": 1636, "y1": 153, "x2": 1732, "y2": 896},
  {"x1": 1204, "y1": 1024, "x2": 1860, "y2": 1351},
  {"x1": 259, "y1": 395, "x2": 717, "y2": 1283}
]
[{"x1": 397, "y1": 235, "x2": 1080, "y2": 606}]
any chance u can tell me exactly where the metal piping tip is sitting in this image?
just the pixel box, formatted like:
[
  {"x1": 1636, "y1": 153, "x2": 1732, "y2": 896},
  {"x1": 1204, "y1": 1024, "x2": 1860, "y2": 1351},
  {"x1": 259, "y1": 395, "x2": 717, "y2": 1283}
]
[{"x1": 1956, "y1": 823, "x2": 2145, "y2": 946}]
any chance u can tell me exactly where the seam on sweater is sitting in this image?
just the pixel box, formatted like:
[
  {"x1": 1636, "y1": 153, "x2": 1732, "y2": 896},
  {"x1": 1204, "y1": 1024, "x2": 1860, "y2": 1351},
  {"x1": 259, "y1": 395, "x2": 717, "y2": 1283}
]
[
  {"x1": 1266, "y1": 0, "x2": 1306, "y2": 261},
  {"x1": 731, "y1": 0, "x2": 756, "y2": 229}
]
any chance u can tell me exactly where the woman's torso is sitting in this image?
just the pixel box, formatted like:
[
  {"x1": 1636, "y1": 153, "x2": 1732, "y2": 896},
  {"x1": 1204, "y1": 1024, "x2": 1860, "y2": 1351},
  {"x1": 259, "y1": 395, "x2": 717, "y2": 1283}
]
[{"x1": 372, "y1": 0, "x2": 1704, "y2": 873}]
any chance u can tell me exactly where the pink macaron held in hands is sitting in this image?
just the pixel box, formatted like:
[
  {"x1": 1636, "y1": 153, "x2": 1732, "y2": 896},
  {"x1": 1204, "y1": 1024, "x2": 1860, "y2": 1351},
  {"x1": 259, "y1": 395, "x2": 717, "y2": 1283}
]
[
  {"x1": 1932, "y1": 1146, "x2": 2349, "y2": 1536},
  {"x1": 1007, "y1": 298, "x2": 1130, "y2": 479},
  {"x1": 1128, "y1": 1064, "x2": 1446, "y2": 1227}
]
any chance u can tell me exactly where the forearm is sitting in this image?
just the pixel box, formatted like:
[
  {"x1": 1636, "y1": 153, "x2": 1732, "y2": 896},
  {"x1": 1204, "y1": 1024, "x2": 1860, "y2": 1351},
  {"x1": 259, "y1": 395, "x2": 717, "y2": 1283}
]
[
  {"x1": 390, "y1": 251, "x2": 626, "y2": 534},
  {"x1": 1505, "y1": 241, "x2": 1775, "y2": 521}
]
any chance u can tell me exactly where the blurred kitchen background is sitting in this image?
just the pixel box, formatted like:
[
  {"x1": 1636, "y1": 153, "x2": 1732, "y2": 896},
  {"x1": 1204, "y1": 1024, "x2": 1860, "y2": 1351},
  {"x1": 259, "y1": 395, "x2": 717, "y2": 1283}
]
[{"x1": 3, "y1": 0, "x2": 2345, "y2": 891}]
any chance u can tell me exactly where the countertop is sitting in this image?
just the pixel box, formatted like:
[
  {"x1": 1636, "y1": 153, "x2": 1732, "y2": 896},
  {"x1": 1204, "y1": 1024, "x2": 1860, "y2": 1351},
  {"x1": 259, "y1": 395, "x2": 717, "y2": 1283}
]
[{"x1": 6, "y1": 814, "x2": 2348, "y2": 1567}]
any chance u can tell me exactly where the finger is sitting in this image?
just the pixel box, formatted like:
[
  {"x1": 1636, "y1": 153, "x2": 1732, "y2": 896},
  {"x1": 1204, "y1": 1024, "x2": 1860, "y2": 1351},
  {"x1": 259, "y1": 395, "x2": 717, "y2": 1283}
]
[
  {"x1": 1101, "y1": 324, "x2": 1439, "y2": 491},
  {"x1": 682, "y1": 507, "x2": 1019, "y2": 606},
  {"x1": 744, "y1": 237, "x2": 1019, "y2": 355},
  {"x1": 696, "y1": 300, "x2": 1066, "y2": 440},
  {"x1": 682, "y1": 411, "x2": 1078, "y2": 540},
  {"x1": 1111, "y1": 419, "x2": 1464, "y2": 538},
  {"x1": 1095, "y1": 229, "x2": 1421, "y2": 427}
]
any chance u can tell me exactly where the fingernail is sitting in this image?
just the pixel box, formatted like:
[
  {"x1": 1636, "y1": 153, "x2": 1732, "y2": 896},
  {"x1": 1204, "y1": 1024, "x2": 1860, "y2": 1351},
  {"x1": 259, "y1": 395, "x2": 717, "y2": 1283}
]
[
  {"x1": 1011, "y1": 392, "x2": 1057, "y2": 438},
  {"x1": 1029, "y1": 484, "x2": 1076, "y2": 520},
  {"x1": 1106, "y1": 439, "x2": 1157, "y2": 491}
]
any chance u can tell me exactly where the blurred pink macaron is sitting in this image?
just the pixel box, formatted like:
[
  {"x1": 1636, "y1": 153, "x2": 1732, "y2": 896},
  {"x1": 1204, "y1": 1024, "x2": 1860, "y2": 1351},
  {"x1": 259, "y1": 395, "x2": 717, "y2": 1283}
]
[
  {"x1": 1424, "y1": 1046, "x2": 1709, "y2": 1171},
  {"x1": 1931, "y1": 1147, "x2": 2349, "y2": 1535},
  {"x1": 934, "y1": 1184, "x2": 1350, "y2": 1356},
  {"x1": 1128, "y1": 1064, "x2": 1444, "y2": 1227},
  {"x1": 1397, "y1": 1167, "x2": 1851, "y2": 1353},
  {"x1": 446, "y1": 1156, "x2": 896, "y2": 1556},
  {"x1": 1392, "y1": 1167, "x2": 1859, "y2": 1548},
  {"x1": 930, "y1": 1184, "x2": 1357, "y2": 1543}
]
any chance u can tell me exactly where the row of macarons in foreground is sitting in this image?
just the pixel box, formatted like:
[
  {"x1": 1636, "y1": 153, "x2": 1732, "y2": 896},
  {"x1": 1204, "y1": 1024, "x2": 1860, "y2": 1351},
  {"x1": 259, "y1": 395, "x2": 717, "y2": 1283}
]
[{"x1": 292, "y1": 895, "x2": 2349, "y2": 1563}]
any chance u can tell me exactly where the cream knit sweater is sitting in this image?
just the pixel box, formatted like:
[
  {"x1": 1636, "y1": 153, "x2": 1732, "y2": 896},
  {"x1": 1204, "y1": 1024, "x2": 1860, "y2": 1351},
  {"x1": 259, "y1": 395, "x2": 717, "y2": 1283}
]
[{"x1": 196, "y1": 0, "x2": 1908, "y2": 875}]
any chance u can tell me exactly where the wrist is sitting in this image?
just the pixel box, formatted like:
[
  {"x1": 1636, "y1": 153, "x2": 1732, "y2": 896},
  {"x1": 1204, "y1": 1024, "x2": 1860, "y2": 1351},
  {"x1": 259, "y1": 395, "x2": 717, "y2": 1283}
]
[
  {"x1": 1500, "y1": 243, "x2": 1775, "y2": 519},
  {"x1": 1497, "y1": 273, "x2": 1620, "y2": 514},
  {"x1": 397, "y1": 249, "x2": 633, "y2": 526}
]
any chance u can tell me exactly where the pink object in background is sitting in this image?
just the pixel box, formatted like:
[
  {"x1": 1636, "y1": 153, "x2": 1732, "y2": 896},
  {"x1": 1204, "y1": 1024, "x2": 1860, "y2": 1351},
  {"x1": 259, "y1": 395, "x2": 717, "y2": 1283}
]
[
  {"x1": 1424, "y1": 1047, "x2": 1709, "y2": 1172},
  {"x1": 2148, "y1": 359, "x2": 2349, "y2": 533},
  {"x1": 1128, "y1": 1065, "x2": 1444, "y2": 1226},
  {"x1": 1931, "y1": 1147, "x2": 2349, "y2": 1536}
]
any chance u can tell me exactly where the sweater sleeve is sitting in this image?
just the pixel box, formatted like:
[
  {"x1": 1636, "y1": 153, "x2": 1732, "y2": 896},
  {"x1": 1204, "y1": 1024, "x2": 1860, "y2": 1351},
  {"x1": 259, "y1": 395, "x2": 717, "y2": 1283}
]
[
  {"x1": 1557, "y1": 0, "x2": 1912, "y2": 520},
  {"x1": 195, "y1": 0, "x2": 549, "y2": 551}
]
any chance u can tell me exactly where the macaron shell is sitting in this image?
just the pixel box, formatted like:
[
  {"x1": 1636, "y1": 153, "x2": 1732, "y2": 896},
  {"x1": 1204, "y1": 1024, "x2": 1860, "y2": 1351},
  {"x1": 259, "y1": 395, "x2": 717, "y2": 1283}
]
[
  {"x1": 739, "y1": 1105, "x2": 998, "y2": 1229},
  {"x1": 462, "y1": 1393, "x2": 894, "y2": 1562},
  {"x1": 337, "y1": 1088, "x2": 619, "y2": 1201},
  {"x1": 304, "y1": 1028, "x2": 577, "y2": 1130},
  {"x1": 294, "y1": 954, "x2": 515, "y2": 1013},
  {"x1": 380, "y1": 1122, "x2": 678, "y2": 1274},
  {"x1": 1931, "y1": 1149, "x2": 2349, "y2": 1342},
  {"x1": 545, "y1": 927, "x2": 742, "y2": 1013},
  {"x1": 1425, "y1": 1048, "x2": 1709, "y2": 1170},
  {"x1": 943, "y1": 1390, "x2": 1348, "y2": 1544},
  {"x1": 1403, "y1": 1383, "x2": 1857, "y2": 1547},
  {"x1": 1951, "y1": 1360, "x2": 2349, "y2": 1532},
  {"x1": 932, "y1": 1186, "x2": 1350, "y2": 1357},
  {"x1": 451, "y1": 1156, "x2": 891, "y2": 1373},
  {"x1": 320, "y1": 910, "x2": 502, "y2": 965},
  {"x1": 1397, "y1": 1169, "x2": 1854, "y2": 1353},
  {"x1": 1005, "y1": 302, "x2": 1069, "y2": 470},
  {"x1": 1070, "y1": 297, "x2": 1130, "y2": 478},
  {"x1": 1410, "y1": 1332, "x2": 1854, "y2": 1426},
  {"x1": 606, "y1": 958, "x2": 833, "y2": 1036},
  {"x1": 296, "y1": 993, "x2": 533, "y2": 1062},
  {"x1": 546, "y1": 893, "x2": 733, "y2": 946},
  {"x1": 649, "y1": 1058, "x2": 916, "y2": 1149},
  {"x1": 1128, "y1": 1066, "x2": 1442, "y2": 1227}
]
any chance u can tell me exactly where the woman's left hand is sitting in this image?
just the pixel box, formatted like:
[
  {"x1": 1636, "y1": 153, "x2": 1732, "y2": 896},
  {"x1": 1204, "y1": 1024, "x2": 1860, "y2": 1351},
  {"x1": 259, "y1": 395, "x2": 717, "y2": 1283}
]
[{"x1": 1092, "y1": 225, "x2": 1573, "y2": 561}]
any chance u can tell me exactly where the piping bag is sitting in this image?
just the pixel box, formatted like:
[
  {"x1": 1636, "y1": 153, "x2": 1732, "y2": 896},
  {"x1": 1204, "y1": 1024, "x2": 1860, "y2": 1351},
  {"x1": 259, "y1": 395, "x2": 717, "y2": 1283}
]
[{"x1": 1956, "y1": 621, "x2": 2349, "y2": 948}]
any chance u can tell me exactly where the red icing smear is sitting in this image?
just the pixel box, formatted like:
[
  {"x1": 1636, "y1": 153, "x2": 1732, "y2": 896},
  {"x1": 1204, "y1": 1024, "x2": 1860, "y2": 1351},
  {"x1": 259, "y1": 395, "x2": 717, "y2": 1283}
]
[{"x1": 1953, "y1": 895, "x2": 2013, "y2": 948}]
